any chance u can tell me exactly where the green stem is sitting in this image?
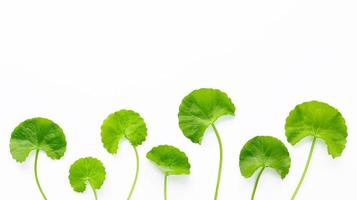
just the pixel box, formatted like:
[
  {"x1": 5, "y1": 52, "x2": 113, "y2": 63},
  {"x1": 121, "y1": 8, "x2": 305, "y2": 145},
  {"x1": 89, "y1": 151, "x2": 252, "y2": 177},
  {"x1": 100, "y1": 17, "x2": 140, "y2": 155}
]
[
  {"x1": 90, "y1": 184, "x2": 98, "y2": 200},
  {"x1": 34, "y1": 149, "x2": 48, "y2": 200},
  {"x1": 127, "y1": 146, "x2": 140, "y2": 200},
  {"x1": 251, "y1": 167, "x2": 265, "y2": 200},
  {"x1": 212, "y1": 124, "x2": 223, "y2": 200},
  {"x1": 291, "y1": 137, "x2": 317, "y2": 200},
  {"x1": 164, "y1": 173, "x2": 168, "y2": 200}
]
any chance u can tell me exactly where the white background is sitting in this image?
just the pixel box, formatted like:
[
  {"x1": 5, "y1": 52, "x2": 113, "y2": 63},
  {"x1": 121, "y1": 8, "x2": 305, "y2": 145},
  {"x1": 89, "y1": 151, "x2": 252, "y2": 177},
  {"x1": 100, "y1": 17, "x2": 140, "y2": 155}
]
[{"x1": 0, "y1": 0, "x2": 356, "y2": 199}]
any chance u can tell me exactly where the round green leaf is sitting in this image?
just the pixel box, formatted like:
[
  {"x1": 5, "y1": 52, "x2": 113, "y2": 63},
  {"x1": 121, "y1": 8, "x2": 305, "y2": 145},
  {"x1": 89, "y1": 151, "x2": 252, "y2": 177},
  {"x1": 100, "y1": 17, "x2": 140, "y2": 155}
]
[
  {"x1": 146, "y1": 145, "x2": 191, "y2": 175},
  {"x1": 10, "y1": 117, "x2": 67, "y2": 162},
  {"x1": 101, "y1": 109, "x2": 147, "y2": 154},
  {"x1": 285, "y1": 101, "x2": 347, "y2": 158},
  {"x1": 69, "y1": 157, "x2": 106, "y2": 193},
  {"x1": 239, "y1": 136, "x2": 291, "y2": 179},
  {"x1": 178, "y1": 88, "x2": 235, "y2": 144}
]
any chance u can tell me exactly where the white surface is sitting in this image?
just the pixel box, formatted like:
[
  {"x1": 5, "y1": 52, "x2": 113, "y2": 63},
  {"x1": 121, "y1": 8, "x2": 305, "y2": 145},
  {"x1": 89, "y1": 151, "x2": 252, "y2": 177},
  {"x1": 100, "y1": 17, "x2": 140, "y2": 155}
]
[{"x1": 0, "y1": 0, "x2": 357, "y2": 199}]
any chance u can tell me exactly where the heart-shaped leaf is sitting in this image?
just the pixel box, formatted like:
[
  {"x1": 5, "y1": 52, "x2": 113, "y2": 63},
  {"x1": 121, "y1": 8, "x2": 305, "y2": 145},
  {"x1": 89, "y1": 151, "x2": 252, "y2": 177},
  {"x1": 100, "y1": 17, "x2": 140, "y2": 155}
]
[
  {"x1": 239, "y1": 136, "x2": 291, "y2": 200},
  {"x1": 10, "y1": 117, "x2": 67, "y2": 199},
  {"x1": 101, "y1": 109, "x2": 147, "y2": 154},
  {"x1": 69, "y1": 157, "x2": 106, "y2": 194},
  {"x1": 178, "y1": 88, "x2": 235, "y2": 144},
  {"x1": 285, "y1": 101, "x2": 348, "y2": 200},
  {"x1": 146, "y1": 145, "x2": 190, "y2": 175},
  {"x1": 10, "y1": 117, "x2": 67, "y2": 162},
  {"x1": 178, "y1": 88, "x2": 235, "y2": 200},
  {"x1": 147, "y1": 145, "x2": 190, "y2": 200},
  {"x1": 239, "y1": 136, "x2": 291, "y2": 179},
  {"x1": 285, "y1": 101, "x2": 347, "y2": 158},
  {"x1": 101, "y1": 109, "x2": 147, "y2": 199}
]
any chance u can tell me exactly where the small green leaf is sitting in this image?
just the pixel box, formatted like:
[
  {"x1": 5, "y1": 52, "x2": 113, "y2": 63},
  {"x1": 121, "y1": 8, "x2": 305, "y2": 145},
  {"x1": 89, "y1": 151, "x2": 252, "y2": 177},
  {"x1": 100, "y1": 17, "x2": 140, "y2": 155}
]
[
  {"x1": 101, "y1": 109, "x2": 147, "y2": 199},
  {"x1": 178, "y1": 88, "x2": 235, "y2": 200},
  {"x1": 285, "y1": 101, "x2": 347, "y2": 158},
  {"x1": 286, "y1": 101, "x2": 348, "y2": 199},
  {"x1": 147, "y1": 145, "x2": 191, "y2": 199},
  {"x1": 10, "y1": 117, "x2": 67, "y2": 162},
  {"x1": 146, "y1": 145, "x2": 190, "y2": 175},
  {"x1": 239, "y1": 136, "x2": 291, "y2": 179},
  {"x1": 69, "y1": 157, "x2": 106, "y2": 193},
  {"x1": 178, "y1": 88, "x2": 235, "y2": 144},
  {"x1": 10, "y1": 117, "x2": 67, "y2": 199},
  {"x1": 101, "y1": 110, "x2": 147, "y2": 154}
]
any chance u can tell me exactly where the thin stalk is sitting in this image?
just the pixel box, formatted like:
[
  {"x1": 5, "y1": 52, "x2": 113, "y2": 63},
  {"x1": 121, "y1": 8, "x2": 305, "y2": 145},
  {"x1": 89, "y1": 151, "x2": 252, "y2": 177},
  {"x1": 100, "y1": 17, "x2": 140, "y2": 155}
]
[
  {"x1": 90, "y1": 184, "x2": 98, "y2": 200},
  {"x1": 212, "y1": 124, "x2": 223, "y2": 200},
  {"x1": 251, "y1": 167, "x2": 265, "y2": 200},
  {"x1": 164, "y1": 173, "x2": 168, "y2": 200},
  {"x1": 291, "y1": 137, "x2": 317, "y2": 200},
  {"x1": 34, "y1": 149, "x2": 48, "y2": 200},
  {"x1": 127, "y1": 145, "x2": 140, "y2": 200}
]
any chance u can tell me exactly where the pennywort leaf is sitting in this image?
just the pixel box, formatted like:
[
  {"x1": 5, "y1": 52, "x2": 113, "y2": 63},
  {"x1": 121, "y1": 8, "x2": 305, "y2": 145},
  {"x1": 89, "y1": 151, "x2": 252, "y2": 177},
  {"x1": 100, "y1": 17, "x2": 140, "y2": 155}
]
[
  {"x1": 239, "y1": 136, "x2": 291, "y2": 200},
  {"x1": 146, "y1": 145, "x2": 190, "y2": 175},
  {"x1": 10, "y1": 117, "x2": 67, "y2": 200},
  {"x1": 146, "y1": 145, "x2": 190, "y2": 200},
  {"x1": 285, "y1": 101, "x2": 347, "y2": 200},
  {"x1": 101, "y1": 109, "x2": 147, "y2": 199},
  {"x1": 101, "y1": 109, "x2": 147, "y2": 152},
  {"x1": 178, "y1": 88, "x2": 235, "y2": 143},
  {"x1": 178, "y1": 88, "x2": 235, "y2": 200},
  {"x1": 69, "y1": 157, "x2": 106, "y2": 200}
]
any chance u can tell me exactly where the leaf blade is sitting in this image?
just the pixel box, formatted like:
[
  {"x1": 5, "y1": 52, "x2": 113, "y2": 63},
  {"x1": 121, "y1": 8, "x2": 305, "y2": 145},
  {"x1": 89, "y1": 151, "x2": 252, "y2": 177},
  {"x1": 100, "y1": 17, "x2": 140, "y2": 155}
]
[
  {"x1": 10, "y1": 117, "x2": 67, "y2": 162},
  {"x1": 178, "y1": 88, "x2": 235, "y2": 143},
  {"x1": 101, "y1": 109, "x2": 147, "y2": 154},
  {"x1": 239, "y1": 136, "x2": 291, "y2": 179},
  {"x1": 146, "y1": 145, "x2": 191, "y2": 175},
  {"x1": 68, "y1": 157, "x2": 106, "y2": 193},
  {"x1": 285, "y1": 101, "x2": 348, "y2": 158}
]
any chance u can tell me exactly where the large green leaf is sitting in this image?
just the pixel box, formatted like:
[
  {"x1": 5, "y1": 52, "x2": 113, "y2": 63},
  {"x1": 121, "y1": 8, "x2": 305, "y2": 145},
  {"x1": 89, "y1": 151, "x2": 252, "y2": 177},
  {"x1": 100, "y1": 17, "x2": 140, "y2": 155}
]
[
  {"x1": 239, "y1": 136, "x2": 291, "y2": 178},
  {"x1": 146, "y1": 145, "x2": 190, "y2": 175},
  {"x1": 285, "y1": 101, "x2": 347, "y2": 158},
  {"x1": 101, "y1": 110, "x2": 147, "y2": 154},
  {"x1": 178, "y1": 88, "x2": 235, "y2": 143},
  {"x1": 10, "y1": 117, "x2": 67, "y2": 162},
  {"x1": 69, "y1": 157, "x2": 106, "y2": 193}
]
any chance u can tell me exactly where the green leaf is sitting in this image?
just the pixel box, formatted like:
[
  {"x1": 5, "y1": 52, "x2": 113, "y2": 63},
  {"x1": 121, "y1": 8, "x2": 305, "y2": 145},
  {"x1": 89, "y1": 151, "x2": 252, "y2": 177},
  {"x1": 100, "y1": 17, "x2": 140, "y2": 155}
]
[
  {"x1": 146, "y1": 145, "x2": 191, "y2": 175},
  {"x1": 10, "y1": 117, "x2": 67, "y2": 162},
  {"x1": 239, "y1": 136, "x2": 291, "y2": 179},
  {"x1": 69, "y1": 157, "x2": 106, "y2": 193},
  {"x1": 101, "y1": 110, "x2": 147, "y2": 154},
  {"x1": 178, "y1": 88, "x2": 235, "y2": 144},
  {"x1": 285, "y1": 101, "x2": 348, "y2": 158}
]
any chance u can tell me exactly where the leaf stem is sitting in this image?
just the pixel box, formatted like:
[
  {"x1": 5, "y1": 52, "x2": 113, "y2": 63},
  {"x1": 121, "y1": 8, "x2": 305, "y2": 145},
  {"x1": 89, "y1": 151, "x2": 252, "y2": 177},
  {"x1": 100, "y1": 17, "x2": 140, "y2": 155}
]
[
  {"x1": 291, "y1": 137, "x2": 317, "y2": 200},
  {"x1": 212, "y1": 124, "x2": 223, "y2": 200},
  {"x1": 164, "y1": 173, "x2": 168, "y2": 200},
  {"x1": 90, "y1": 184, "x2": 98, "y2": 200},
  {"x1": 251, "y1": 166, "x2": 265, "y2": 200},
  {"x1": 127, "y1": 145, "x2": 140, "y2": 200},
  {"x1": 34, "y1": 149, "x2": 48, "y2": 200}
]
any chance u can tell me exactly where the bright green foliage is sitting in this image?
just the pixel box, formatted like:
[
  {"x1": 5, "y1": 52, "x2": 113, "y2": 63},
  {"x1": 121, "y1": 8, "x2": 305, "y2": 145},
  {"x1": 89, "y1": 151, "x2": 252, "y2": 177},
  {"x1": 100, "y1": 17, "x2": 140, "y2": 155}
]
[
  {"x1": 10, "y1": 117, "x2": 67, "y2": 200},
  {"x1": 101, "y1": 109, "x2": 147, "y2": 154},
  {"x1": 69, "y1": 157, "x2": 106, "y2": 193},
  {"x1": 178, "y1": 88, "x2": 235, "y2": 143},
  {"x1": 147, "y1": 145, "x2": 190, "y2": 200},
  {"x1": 285, "y1": 101, "x2": 347, "y2": 158},
  {"x1": 239, "y1": 136, "x2": 291, "y2": 178},
  {"x1": 101, "y1": 109, "x2": 147, "y2": 199},
  {"x1": 146, "y1": 145, "x2": 190, "y2": 175},
  {"x1": 286, "y1": 101, "x2": 348, "y2": 200},
  {"x1": 178, "y1": 88, "x2": 235, "y2": 200},
  {"x1": 240, "y1": 136, "x2": 291, "y2": 200},
  {"x1": 10, "y1": 117, "x2": 67, "y2": 162}
]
